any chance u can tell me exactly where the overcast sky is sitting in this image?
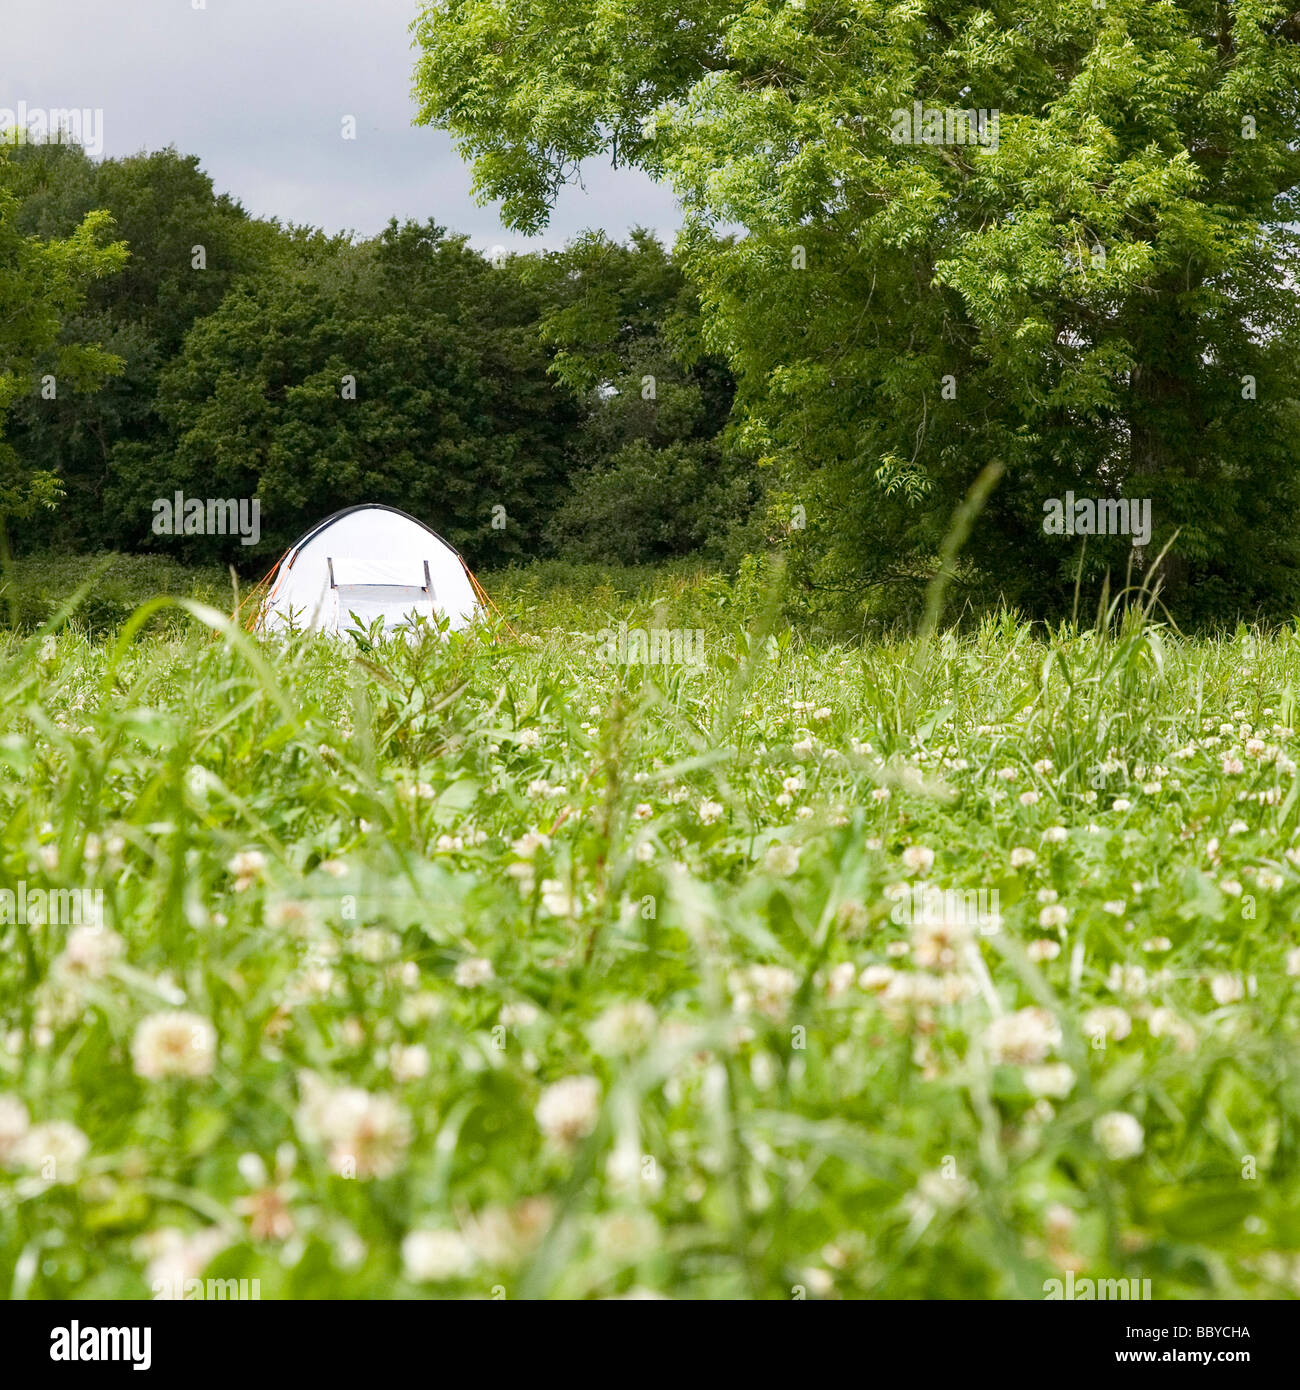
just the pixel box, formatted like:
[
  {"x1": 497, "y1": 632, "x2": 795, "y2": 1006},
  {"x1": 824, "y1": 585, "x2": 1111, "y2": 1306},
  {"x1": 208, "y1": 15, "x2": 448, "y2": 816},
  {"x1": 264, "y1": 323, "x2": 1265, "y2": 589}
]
[{"x1": 4, "y1": 0, "x2": 683, "y2": 251}]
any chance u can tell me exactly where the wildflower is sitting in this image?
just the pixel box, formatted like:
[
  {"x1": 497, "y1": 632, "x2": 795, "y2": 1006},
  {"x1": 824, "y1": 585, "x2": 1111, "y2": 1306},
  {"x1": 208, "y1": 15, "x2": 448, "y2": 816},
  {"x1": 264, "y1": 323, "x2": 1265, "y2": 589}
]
[
  {"x1": 1038, "y1": 904, "x2": 1068, "y2": 930},
  {"x1": 1148, "y1": 1008, "x2": 1196, "y2": 1052},
  {"x1": 1106, "y1": 964, "x2": 1148, "y2": 997},
  {"x1": 297, "y1": 1077, "x2": 411, "y2": 1179},
  {"x1": 1019, "y1": 790, "x2": 1040, "y2": 806},
  {"x1": 0, "y1": 1095, "x2": 30, "y2": 1164},
  {"x1": 1010, "y1": 847, "x2": 1036, "y2": 869},
  {"x1": 1209, "y1": 973, "x2": 1245, "y2": 1005},
  {"x1": 227, "y1": 849, "x2": 267, "y2": 889},
  {"x1": 402, "y1": 1228, "x2": 474, "y2": 1282},
  {"x1": 1083, "y1": 1006, "x2": 1131, "y2": 1044},
  {"x1": 858, "y1": 964, "x2": 896, "y2": 993},
  {"x1": 234, "y1": 1147, "x2": 298, "y2": 1241},
  {"x1": 588, "y1": 1001, "x2": 657, "y2": 1055},
  {"x1": 984, "y1": 1008, "x2": 1060, "y2": 1065},
  {"x1": 454, "y1": 957, "x2": 495, "y2": 989},
  {"x1": 698, "y1": 800, "x2": 724, "y2": 825},
  {"x1": 1112, "y1": 798, "x2": 1131, "y2": 812},
  {"x1": 731, "y1": 965, "x2": 799, "y2": 1021},
  {"x1": 1042, "y1": 826, "x2": 1068, "y2": 845},
  {"x1": 1094, "y1": 1112, "x2": 1144, "y2": 1160},
  {"x1": 140, "y1": 1227, "x2": 230, "y2": 1298},
  {"x1": 764, "y1": 843, "x2": 801, "y2": 876},
  {"x1": 1024, "y1": 1063, "x2": 1075, "y2": 1098},
  {"x1": 16, "y1": 1120, "x2": 89, "y2": 1181},
  {"x1": 871, "y1": 787, "x2": 891, "y2": 803},
  {"x1": 535, "y1": 1076, "x2": 601, "y2": 1147},
  {"x1": 132, "y1": 1011, "x2": 217, "y2": 1080},
  {"x1": 901, "y1": 844, "x2": 934, "y2": 876},
  {"x1": 516, "y1": 728, "x2": 540, "y2": 750},
  {"x1": 388, "y1": 1044, "x2": 430, "y2": 1082},
  {"x1": 1027, "y1": 939, "x2": 1060, "y2": 963},
  {"x1": 995, "y1": 767, "x2": 1019, "y2": 782},
  {"x1": 54, "y1": 926, "x2": 123, "y2": 980}
]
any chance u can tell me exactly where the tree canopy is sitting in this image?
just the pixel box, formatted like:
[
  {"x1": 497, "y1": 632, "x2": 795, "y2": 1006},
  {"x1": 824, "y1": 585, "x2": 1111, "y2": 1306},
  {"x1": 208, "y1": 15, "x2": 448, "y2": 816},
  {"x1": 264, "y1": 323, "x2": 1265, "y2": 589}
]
[{"x1": 413, "y1": 0, "x2": 1300, "y2": 621}]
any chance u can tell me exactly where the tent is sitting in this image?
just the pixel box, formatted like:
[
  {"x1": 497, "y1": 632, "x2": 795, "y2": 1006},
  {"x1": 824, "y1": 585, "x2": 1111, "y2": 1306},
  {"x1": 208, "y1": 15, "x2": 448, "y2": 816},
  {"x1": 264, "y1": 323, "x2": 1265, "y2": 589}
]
[{"x1": 253, "y1": 504, "x2": 482, "y2": 637}]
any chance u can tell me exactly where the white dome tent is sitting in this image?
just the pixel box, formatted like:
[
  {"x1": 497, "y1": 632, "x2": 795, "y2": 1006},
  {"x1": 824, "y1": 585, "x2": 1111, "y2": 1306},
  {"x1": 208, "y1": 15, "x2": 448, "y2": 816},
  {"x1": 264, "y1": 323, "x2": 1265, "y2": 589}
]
[{"x1": 254, "y1": 504, "x2": 482, "y2": 637}]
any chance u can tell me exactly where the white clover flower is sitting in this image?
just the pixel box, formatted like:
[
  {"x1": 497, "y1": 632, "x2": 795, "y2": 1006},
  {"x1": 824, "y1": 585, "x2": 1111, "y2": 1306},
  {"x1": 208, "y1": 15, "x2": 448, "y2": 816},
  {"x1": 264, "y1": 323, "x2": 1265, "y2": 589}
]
[
  {"x1": 511, "y1": 831, "x2": 550, "y2": 859},
  {"x1": 141, "y1": 1226, "x2": 230, "y2": 1298},
  {"x1": 1093, "y1": 1111, "x2": 1144, "y2": 1160},
  {"x1": 0, "y1": 1094, "x2": 30, "y2": 1164},
  {"x1": 1083, "y1": 1005, "x2": 1131, "y2": 1044},
  {"x1": 901, "y1": 844, "x2": 934, "y2": 876},
  {"x1": 55, "y1": 925, "x2": 124, "y2": 980},
  {"x1": 1286, "y1": 948, "x2": 1300, "y2": 978},
  {"x1": 871, "y1": 787, "x2": 891, "y2": 803},
  {"x1": 388, "y1": 1044, "x2": 430, "y2": 1082},
  {"x1": 984, "y1": 1007, "x2": 1060, "y2": 1065},
  {"x1": 731, "y1": 964, "x2": 799, "y2": 1021},
  {"x1": 16, "y1": 1120, "x2": 89, "y2": 1181},
  {"x1": 132, "y1": 1011, "x2": 217, "y2": 1080},
  {"x1": 227, "y1": 849, "x2": 267, "y2": 879},
  {"x1": 995, "y1": 767, "x2": 1019, "y2": 782},
  {"x1": 1106, "y1": 964, "x2": 1149, "y2": 997},
  {"x1": 1024, "y1": 1063, "x2": 1075, "y2": 1098},
  {"x1": 1112, "y1": 798, "x2": 1132, "y2": 812},
  {"x1": 535, "y1": 1076, "x2": 601, "y2": 1147},
  {"x1": 764, "y1": 843, "x2": 801, "y2": 876},
  {"x1": 1148, "y1": 1008, "x2": 1196, "y2": 1052},
  {"x1": 1026, "y1": 939, "x2": 1060, "y2": 963},
  {"x1": 1010, "y1": 847, "x2": 1036, "y2": 869},
  {"x1": 303, "y1": 1082, "x2": 411, "y2": 1179},
  {"x1": 539, "y1": 880, "x2": 573, "y2": 916},
  {"x1": 1019, "y1": 790, "x2": 1040, "y2": 806},
  {"x1": 1209, "y1": 972, "x2": 1245, "y2": 1005},
  {"x1": 698, "y1": 799, "x2": 725, "y2": 825},
  {"x1": 1038, "y1": 904, "x2": 1068, "y2": 930},
  {"x1": 454, "y1": 957, "x2": 495, "y2": 989},
  {"x1": 516, "y1": 728, "x2": 541, "y2": 750},
  {"x1": 825, "y1": 961, "x2": 857, "y2": 998},
  {"x1": 858, "y1": 964, "x2": 896, "y2": 993},
  {"x1": 402, "y1": 1228, "x2": 474, "y2": 1282},
  {"x1": 588, "y1": 1001, "x2": 657, "y2": 1055}
]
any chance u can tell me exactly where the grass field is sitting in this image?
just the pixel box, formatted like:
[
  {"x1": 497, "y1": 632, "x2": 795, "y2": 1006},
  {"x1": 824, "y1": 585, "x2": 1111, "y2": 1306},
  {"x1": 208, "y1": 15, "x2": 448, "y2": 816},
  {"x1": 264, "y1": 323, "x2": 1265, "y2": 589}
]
[{"x1": 2, "y1": 560, "x2": 1300, "y2": 1299}]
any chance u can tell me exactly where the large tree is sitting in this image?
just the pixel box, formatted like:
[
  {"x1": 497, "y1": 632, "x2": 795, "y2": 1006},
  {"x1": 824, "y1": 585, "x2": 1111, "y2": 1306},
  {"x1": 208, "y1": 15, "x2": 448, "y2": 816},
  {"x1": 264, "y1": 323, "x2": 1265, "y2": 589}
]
[{"x1": 413, "y1": 0, "x2": 1300, "y2": 622}]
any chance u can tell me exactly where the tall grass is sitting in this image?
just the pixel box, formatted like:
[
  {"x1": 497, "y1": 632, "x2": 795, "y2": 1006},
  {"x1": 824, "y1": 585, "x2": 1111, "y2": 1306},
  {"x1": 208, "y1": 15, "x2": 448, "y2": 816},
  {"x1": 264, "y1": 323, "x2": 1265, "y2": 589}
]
[{"x1": 0, "y1": 562, "x2": 1298, "y2": 1297}]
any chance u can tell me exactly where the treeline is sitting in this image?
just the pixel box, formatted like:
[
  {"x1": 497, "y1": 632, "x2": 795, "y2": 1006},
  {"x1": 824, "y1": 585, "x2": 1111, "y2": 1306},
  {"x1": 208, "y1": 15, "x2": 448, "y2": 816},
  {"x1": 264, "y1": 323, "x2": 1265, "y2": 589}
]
[{"x1": 0, "y1": 143, "x2": 757, "y2": 572}]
